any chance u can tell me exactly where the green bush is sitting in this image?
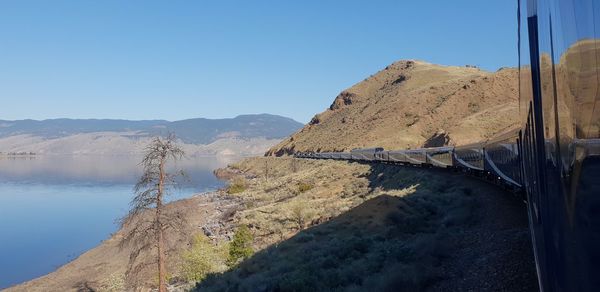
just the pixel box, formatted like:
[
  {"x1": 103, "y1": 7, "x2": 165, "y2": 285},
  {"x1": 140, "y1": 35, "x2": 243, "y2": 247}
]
[
  {"x1": 180, "y1": 234, "x2": 227, "y2": 282},
  {"x1": 227, "y1": 225, "x2": 254, "y2": 267},
  {"x1": 227, "y1": 177, "x2": 247, "y2": 194},
  {"x1": 297, "y1": 182, "x2": 313, "y2": 193}
]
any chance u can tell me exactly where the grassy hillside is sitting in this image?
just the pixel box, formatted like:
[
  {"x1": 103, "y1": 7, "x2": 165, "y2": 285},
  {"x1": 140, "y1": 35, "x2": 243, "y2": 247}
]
[
  {"x1": 195, "y1": 157, "x2": 537, "y2": 291},
  {"x1": 267, "y1": 60, "x2": 518, "y2": 156}
]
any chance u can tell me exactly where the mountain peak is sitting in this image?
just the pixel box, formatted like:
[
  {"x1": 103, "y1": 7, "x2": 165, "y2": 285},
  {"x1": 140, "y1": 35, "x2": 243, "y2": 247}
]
[{"x1": 267, "y1": 60, "x2": 517, "y2": 156}]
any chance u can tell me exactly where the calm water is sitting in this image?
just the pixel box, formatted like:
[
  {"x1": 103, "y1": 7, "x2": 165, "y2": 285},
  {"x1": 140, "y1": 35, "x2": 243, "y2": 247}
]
[{"x1": 0, "y1": 155, "x2": 234, "y2": 289}]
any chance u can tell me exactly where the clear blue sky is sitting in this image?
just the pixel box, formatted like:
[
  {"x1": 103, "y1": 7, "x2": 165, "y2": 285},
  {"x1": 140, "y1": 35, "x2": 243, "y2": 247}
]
[{"x1": 0, "y1": 1, "x2": 517, "y2": 123}]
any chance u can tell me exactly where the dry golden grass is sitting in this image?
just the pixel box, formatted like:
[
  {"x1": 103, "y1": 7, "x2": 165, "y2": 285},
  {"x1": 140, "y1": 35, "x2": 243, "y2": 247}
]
[
  {"x1": 221, "y1": 157, "x2": 375, "y2": 248},
  {"x1": 196, "y1": 157, "x2": 537, "y2": 291},
  {"x1": 267, "y1": 60, "x2": 519, "y2": 155}
]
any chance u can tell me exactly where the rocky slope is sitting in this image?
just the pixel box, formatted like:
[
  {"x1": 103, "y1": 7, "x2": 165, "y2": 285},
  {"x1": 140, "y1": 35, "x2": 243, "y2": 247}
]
[{"x1": 267, "y1": 60, "x2": 518, "y2": 156}]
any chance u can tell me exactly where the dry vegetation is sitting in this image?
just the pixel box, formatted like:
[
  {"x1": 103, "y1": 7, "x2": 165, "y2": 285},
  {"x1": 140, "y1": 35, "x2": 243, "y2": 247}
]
[
  {"x1": 267, "y1": 60, "x2": 519, "y2": 156},
  {"x1": 217, "y1": 157, "x2": 374, "y2": 248},
  {"x1": 196, "y1": 157, "x2": 537, "y2": 291}
]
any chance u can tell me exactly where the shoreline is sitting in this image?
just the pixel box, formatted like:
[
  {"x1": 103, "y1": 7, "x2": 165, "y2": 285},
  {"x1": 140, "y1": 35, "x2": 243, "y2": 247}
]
[{"x1": 3, "y1": 188, "x2": 239, "y2": 292}]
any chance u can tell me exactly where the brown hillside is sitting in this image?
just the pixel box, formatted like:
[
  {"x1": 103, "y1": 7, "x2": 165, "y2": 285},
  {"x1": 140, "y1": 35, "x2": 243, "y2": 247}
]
[{"x1": 266, "y1": 60, "x2": 518, "y2": 156}]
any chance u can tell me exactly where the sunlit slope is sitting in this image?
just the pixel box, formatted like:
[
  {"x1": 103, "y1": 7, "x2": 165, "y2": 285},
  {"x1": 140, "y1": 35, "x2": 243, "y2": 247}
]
[{"x1": 267, "y1": 60, "x2": 518, "y2": 156}]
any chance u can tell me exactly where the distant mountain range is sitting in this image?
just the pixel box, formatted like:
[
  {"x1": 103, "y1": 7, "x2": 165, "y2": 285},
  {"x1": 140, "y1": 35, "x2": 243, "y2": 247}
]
[
  {"x1": 0, "y1": 114, "x2": 302, "y2": 144},
  {"x1": 0, "y1": 114, "x2": 303, "y2": 156}
]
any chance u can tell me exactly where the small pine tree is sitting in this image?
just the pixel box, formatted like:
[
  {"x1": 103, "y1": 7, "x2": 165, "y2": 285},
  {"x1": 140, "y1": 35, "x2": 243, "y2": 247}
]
[{"x1": 226, "y1": 225, "x2": 254, "y2": 267}]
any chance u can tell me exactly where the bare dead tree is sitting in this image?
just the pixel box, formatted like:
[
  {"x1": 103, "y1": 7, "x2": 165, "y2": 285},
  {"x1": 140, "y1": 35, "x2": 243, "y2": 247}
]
[{"x1": 119, "y1": 134, "x2": 186, "y2": 292}]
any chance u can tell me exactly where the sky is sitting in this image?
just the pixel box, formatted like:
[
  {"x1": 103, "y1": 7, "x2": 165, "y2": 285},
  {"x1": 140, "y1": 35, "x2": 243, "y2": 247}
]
[{"x1": 0, "y1": 1, "x2": 517, "y2": 123}]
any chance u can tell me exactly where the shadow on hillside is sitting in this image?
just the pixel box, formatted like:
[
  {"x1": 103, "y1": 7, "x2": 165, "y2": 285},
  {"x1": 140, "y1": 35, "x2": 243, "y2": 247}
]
[{"x1": 195, "y1": 163, "x2": 537, "y2": 292}]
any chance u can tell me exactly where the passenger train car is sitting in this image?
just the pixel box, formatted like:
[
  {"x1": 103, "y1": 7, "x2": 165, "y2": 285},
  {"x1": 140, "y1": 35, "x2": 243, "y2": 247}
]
[
  {"x1": 518, "y1": 0, "x2": 600, "y2": 290},
  {"x1": 296, "y1": 0, "x2": 600, "y2": 290},
  {"x1": 297, "y1": 136, "x2": 523, "y2": 193}
]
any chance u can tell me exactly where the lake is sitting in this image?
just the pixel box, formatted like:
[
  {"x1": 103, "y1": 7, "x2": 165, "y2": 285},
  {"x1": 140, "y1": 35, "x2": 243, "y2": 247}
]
[{"x1": 0, "y1": 155, "x2": 235, "y2": 289}]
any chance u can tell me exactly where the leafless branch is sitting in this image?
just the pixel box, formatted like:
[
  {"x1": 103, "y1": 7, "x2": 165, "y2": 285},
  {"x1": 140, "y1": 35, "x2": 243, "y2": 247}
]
[{"x1": 118, "y1": 134, "x2": 188, "y2": 291}]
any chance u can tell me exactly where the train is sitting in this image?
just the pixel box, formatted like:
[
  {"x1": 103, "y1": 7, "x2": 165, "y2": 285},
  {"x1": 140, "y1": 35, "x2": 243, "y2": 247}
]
[
  {"x1": 296, "y1": 0, "x2": 600, "y2": 291},
  {"x1": 295, "y1": 128, "x2": 524, "y2": 194}
]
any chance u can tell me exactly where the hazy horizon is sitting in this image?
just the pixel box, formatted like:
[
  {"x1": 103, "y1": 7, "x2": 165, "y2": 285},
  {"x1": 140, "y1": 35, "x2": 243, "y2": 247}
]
[{"x1": 0, "y1": 112, "x2": 302, "y2": 123}]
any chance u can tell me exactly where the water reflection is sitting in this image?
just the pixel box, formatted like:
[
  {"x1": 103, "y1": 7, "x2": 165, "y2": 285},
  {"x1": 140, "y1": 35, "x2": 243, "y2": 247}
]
[
  {"x1": 0, "y1": 155, "x2": 234, "y2": 289},
  {"x1": 0, "y1": 154, "x2": 238, "y2": 187}
]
